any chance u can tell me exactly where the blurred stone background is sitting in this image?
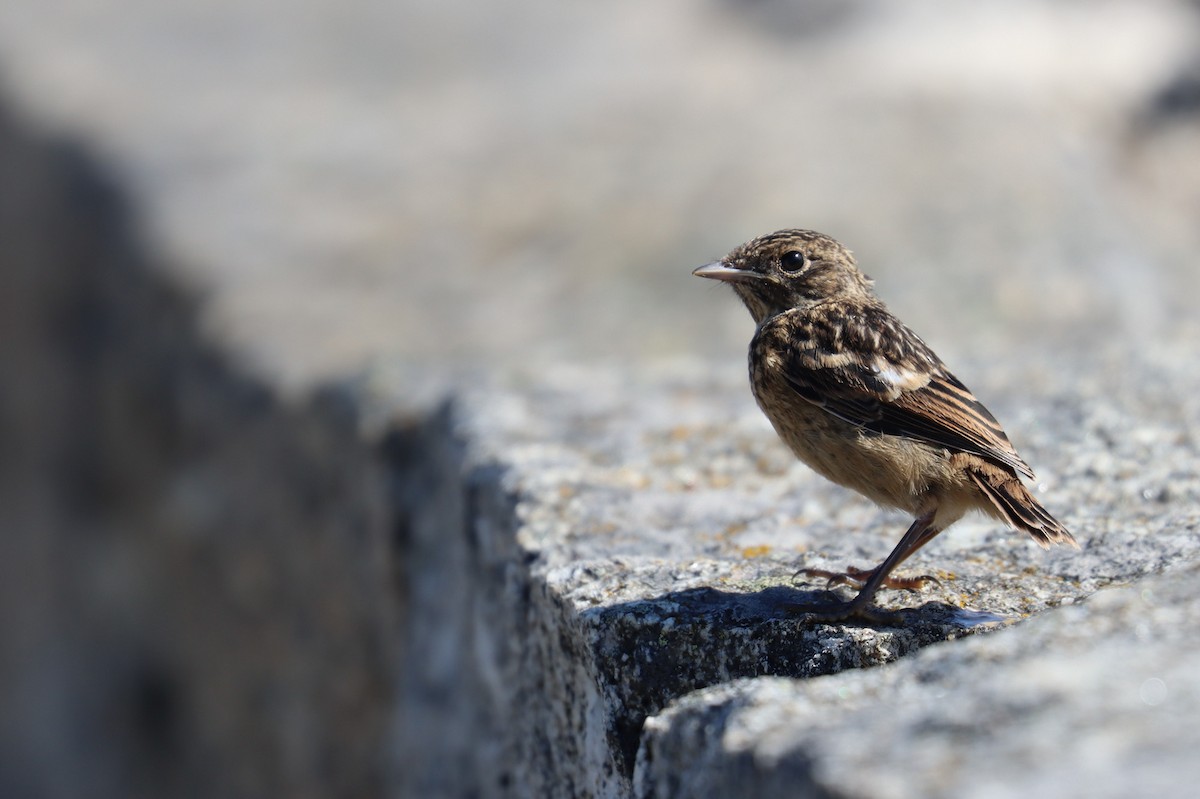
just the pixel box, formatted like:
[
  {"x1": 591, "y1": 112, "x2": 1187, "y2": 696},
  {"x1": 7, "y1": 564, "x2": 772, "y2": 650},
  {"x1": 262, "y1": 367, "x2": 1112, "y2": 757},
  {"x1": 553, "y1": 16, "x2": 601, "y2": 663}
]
[
  {"x1": 2, "y1": 0, "x2": 1197, "y2": 391},
  {"x1": 2, "y1": 0, "x2": 1200, "y2": 797}
]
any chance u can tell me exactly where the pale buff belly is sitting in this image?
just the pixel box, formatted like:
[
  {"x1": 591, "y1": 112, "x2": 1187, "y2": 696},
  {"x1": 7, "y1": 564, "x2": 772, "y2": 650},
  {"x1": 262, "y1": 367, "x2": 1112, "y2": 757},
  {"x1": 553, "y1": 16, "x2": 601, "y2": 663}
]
[{"x1": 750, "y1": 374, "x2": 976, "y2": 519}]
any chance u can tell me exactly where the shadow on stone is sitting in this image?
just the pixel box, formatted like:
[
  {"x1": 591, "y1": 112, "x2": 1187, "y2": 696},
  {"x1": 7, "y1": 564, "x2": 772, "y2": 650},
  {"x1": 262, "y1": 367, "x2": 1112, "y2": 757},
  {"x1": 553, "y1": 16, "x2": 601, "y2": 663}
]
[{"x1": 585, "y1": 583, "x2": 983, "y2": 777}]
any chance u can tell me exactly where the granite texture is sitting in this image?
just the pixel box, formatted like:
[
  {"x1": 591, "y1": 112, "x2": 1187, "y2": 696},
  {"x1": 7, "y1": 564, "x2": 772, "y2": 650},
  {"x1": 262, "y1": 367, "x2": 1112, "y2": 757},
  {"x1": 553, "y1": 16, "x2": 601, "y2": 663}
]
[
  {"x1": 635, "y1": 560, "x2": 1200, "y2": 799},
  {"x1": 3, "y1": 1, "x2": 1200, "y2": 797},
  {"x1": 373, "y1": 345, "x2": 1200, "y2": 797},
  {"x1": 0, "y1": 0, "x2": 1197, "y2": 387},
  {"x1": 0, "y1": 105, "x2": 395, "y2": 799},
  {"x1": 4, "y1": 91, "x2": 1199, "y2": 795}
]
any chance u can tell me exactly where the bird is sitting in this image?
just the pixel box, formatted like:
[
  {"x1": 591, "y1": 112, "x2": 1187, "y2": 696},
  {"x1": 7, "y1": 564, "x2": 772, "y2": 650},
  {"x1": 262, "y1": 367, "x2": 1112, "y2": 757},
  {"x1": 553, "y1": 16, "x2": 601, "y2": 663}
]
[{"x1": 693, "y1": 229, "x2": 1076, "y2": 622}]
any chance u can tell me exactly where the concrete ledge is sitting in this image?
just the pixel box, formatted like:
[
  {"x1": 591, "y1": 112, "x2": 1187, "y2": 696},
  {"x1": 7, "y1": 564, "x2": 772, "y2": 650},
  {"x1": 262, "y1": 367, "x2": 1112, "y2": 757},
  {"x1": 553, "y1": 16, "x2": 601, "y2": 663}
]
[
  {"x1": 0, "y1": 102, "x2": 395, "y2": 799},
  {"x1": 635, "y1": 560, "x2": 1200, "y2": 798},
  {"x1": 376, "y1": 351, "x2": 1200, "y2": 797},
  {"x1": 6, "y1": 87, "x2": 1200, "y2": 798}
]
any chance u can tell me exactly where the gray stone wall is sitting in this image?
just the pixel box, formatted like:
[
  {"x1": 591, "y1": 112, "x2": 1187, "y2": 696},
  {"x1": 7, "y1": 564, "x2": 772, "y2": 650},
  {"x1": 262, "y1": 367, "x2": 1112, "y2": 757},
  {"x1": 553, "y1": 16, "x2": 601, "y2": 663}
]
[
  {"x1": 372, "y1": 357, "x2": 1200, "y2": 798},
  {"x1": 0, "y1": 105, "x2": 395, "y2": 799},
  {"x1": 5, "y1": 95, "x2": 1200, "y2": 797},
  {"x1": 3, "y1": 1, "x2": 1200, "y2": 797}
]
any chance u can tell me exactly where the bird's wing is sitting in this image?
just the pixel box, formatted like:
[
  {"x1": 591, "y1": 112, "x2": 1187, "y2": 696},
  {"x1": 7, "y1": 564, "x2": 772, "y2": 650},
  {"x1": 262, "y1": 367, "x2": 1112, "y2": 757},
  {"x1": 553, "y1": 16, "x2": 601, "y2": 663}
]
[{"x1": 767, "y1": 307, "x2": 1036, "y2": 480}]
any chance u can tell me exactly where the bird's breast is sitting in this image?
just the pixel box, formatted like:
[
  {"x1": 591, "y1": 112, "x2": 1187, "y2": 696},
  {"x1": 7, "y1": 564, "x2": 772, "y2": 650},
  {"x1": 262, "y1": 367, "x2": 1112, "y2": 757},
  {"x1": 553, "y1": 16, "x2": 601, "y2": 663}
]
[{"x1": 748, "y1": 348, "x2": 962, "y2": 514}]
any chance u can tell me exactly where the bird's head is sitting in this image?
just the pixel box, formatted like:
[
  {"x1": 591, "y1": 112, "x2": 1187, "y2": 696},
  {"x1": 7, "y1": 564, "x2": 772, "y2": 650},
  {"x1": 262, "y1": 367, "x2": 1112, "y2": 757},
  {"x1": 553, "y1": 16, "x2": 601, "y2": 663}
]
[{"x1": 693, "y1": 229, "x2": 874, "y2": 324}]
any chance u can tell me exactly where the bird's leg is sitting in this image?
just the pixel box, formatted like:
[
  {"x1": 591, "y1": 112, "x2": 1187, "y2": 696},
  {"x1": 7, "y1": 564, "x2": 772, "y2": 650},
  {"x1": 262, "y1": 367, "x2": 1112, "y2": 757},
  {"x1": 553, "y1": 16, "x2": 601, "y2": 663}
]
[
  {"x1": 797, "y1": 565, "x2": 939, "y2": 591},
  {"x1": 787, "y1": 510, "x2": 943, "y2": 623},
  {"x1": 796, "y1": 518, "x2": 943, "y2": 591}
]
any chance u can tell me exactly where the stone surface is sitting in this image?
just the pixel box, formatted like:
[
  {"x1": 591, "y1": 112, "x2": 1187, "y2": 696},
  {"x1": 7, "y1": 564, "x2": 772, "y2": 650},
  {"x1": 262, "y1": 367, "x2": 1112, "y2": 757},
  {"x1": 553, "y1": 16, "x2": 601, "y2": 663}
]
[
  {"x1": 634, "y1": 559, "x2": 1200, "y2": 799},
  {"x1": 0, "y1": 104, "x2": 394, "y2": 799},
  {"x1": 0, "y1": 0, "x2": 1197, "y2": 388},
  {"x1": 5, "y1": 90, "x2": 1199, "y2": 795},
  {"x1": 373, "y1": 339, "x2": 1200, "y2": 797},
  {"x1": 3, "y1": 1, "x2": 1200, "y2": 797}
]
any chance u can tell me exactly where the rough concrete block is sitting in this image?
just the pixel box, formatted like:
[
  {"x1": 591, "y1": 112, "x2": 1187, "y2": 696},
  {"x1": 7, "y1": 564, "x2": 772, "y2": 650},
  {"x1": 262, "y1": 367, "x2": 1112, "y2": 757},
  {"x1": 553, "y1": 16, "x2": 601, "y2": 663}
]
[
  {"x1": 0, "y1": 101, "x2": 395, "y2": 799},
  {"x1": 634, "y1": 560, "x2": 1200, "y2": 799},
  {"x1": 376, "y1": 346, "x2": 1199, "y2": 797}
]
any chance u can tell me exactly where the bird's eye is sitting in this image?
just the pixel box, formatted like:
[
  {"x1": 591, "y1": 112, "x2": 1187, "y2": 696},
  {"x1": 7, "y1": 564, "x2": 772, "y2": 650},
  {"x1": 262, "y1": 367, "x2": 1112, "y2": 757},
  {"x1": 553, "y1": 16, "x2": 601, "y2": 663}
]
[{"x1": 780, "y1": 251, "x2": 807, "y2": 272}]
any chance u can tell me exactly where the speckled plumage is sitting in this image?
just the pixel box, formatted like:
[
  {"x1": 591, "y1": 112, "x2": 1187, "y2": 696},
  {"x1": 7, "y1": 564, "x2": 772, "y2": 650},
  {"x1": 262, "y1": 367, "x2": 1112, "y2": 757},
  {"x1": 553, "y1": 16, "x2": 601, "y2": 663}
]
[{"x1": 694, "y1": 229, "x2": 1076, "y2": 621}]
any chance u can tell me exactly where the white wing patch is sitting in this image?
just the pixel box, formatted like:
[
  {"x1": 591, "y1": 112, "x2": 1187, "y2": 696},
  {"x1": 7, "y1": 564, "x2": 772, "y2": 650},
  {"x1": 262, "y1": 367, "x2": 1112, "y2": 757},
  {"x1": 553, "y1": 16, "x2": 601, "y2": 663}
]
[{"x1": 870, "y1": 359, "x2": 928, "y2": 398}]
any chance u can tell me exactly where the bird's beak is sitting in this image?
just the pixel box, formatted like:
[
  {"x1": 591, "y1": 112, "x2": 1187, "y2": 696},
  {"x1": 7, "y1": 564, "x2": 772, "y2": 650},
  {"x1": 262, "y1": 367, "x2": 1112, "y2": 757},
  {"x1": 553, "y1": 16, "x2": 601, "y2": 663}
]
[{"x1": 692, "y1": 261, "x2": 764, "y2": 283}]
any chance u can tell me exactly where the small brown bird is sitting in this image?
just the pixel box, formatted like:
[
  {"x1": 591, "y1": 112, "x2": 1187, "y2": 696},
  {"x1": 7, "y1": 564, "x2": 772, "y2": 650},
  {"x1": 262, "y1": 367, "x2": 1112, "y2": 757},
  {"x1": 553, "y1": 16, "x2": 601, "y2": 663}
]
[{"x1": 694, "y1": 229, "x2": 1076, "y2": 622}]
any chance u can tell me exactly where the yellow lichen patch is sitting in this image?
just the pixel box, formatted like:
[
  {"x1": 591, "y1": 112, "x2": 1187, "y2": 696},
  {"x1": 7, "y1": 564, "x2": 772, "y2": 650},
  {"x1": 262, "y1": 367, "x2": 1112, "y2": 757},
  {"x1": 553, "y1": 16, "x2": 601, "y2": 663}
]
[
  {"x1": 722, "y1": 521, "x2": 748, "y2": 537},
  {"x1": 740, "y1": 544, "x2": 771, "y2": 559},
  {"x1": 614, "y1": 467, "x2": 650, "y2": 489},
  {"x1": 668, "y1": 425, "x2": 692, "y2": 441}
]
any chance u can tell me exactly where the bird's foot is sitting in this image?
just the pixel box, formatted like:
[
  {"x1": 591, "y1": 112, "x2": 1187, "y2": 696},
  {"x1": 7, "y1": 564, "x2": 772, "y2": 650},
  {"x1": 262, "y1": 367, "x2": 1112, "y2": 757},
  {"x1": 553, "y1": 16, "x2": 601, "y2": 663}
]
[
  {"x1": 793, "y1": 565, "x2": 940, "y2": 592},
  {"x1": 781, "y1": 597, "x2": 907, "y2": 626}
]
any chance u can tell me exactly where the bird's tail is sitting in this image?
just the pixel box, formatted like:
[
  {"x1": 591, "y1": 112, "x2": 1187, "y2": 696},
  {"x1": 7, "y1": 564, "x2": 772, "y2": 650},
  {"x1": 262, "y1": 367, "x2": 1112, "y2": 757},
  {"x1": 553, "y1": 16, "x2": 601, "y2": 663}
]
[{"x1": 969, "y1": 470, "x2": 1077, "y2": 549}]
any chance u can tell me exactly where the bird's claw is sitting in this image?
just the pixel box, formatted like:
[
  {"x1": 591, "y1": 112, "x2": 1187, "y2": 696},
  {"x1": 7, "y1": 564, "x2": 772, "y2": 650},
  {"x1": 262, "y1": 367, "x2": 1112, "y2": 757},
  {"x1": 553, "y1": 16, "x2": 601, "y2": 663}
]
[
  {"x1": 781, "y1": 598, "x2": 907, "y2": 626},
  {"x1": 792, "y1": 565, "x2": 941, "y2": 592}
]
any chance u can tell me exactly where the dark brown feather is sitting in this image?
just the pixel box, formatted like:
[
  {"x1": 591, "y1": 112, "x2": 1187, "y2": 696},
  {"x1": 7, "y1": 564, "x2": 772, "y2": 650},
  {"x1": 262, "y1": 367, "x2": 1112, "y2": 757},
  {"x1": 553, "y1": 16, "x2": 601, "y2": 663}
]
[
  {"x1": 767, "y1": 304, "x2": 1037, "y2": 479},
  {"x1": 968, "y1": 470, "x2": 1076, "y2": 547}
]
